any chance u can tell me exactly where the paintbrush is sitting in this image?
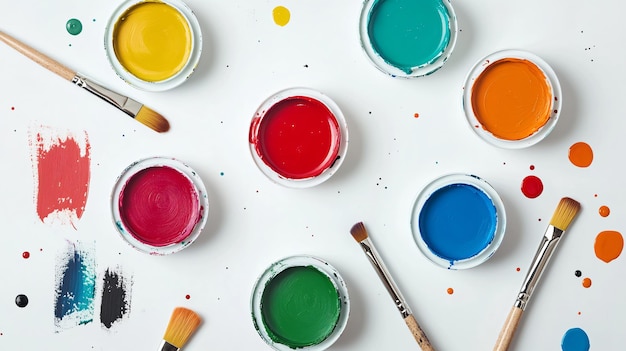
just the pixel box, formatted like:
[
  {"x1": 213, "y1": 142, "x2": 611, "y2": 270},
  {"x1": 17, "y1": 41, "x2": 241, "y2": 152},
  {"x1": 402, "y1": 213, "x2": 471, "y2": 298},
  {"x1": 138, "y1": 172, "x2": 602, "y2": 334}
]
[
  {"x1": 493, "y1": 197, "x2": 581, "y2": 351},
  {"x1": 160, "y1": 307, "x2": 202, "y2": 351},
  {"x1": 350, "y1": 221, "x2": 436, "y2": 351},
  {"x1": 0, "y1": 31, "x2": 169, "y2": 133}
]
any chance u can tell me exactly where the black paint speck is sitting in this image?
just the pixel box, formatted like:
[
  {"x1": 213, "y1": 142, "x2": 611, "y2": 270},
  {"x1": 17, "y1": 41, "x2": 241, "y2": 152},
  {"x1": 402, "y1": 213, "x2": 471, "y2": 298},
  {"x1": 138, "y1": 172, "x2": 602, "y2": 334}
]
[
  {"x1": 304, "y1": 64, "x2": 309, "y2": 68},
  {"x1": 15, "y1": 294, "x2": 28, "y2": 308},
  {"x1": 575, "y1": 270, "x2": 582, "y2": 277}
]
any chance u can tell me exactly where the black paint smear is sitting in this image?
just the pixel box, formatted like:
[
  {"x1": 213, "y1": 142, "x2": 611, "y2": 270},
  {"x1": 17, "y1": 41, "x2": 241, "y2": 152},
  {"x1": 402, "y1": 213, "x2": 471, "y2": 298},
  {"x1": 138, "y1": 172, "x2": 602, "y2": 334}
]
[{"x1": 100, "y1": 268, "x2": 130, "y2": 329}]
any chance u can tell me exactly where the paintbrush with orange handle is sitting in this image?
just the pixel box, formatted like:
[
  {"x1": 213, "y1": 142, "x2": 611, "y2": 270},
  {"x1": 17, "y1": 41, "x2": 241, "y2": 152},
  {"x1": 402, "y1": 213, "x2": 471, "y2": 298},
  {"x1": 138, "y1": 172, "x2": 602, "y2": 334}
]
[
  {"x1": 0, "y1": 30, "x2": 169, "y2": 133},
  {"x1": 493, "y1": 197, "x2": 581, "y2": 351},
  {"x1": 350, "y1": 221, "x2": 436, "y2": 351}
]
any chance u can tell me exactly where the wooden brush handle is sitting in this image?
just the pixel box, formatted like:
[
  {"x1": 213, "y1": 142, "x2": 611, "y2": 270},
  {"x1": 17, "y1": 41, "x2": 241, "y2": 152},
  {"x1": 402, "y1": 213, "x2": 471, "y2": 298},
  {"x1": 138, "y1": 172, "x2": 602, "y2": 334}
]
[
  {"x1": 493, "y1": 306, "x2": 524, "y2": 351},
  {"x1": 405, "y1": 314, "x2": 436, "y2": 351},
  {"x1": 0, "y1": 31, "x2": 76, "y2": 81}
]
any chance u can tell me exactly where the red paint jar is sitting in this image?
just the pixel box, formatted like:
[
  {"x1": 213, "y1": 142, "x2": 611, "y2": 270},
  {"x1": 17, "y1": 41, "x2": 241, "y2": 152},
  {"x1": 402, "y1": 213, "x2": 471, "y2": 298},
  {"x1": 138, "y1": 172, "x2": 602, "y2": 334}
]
[
  {"x1": 249, "y1": 88, "x2": 348, "y2": 188},
  {"x1": 111, "y1": 157, "x2": 209, "y2": 255}
]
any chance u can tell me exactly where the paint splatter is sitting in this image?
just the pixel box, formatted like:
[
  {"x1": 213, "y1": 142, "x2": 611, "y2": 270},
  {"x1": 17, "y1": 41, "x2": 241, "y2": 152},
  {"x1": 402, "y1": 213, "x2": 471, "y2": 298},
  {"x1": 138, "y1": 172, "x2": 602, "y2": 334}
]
[
  {"x1": 574, "y1": 270, "x2": 582, "y2": 277},
  {"x1": 582, "y1": 277, "x2": 592, "y2": 288},
  {"x1": 273, "y1": 6, "x2": 290, "y2": 26},
  {"x1": 54, "y1": 242, "x2": 96, "y2": 330},
  {"x1": 15, "y1": 294, "x2": 28, "y2": 308},
  {"x1": 22, "y1": 251, "x2": 30, "y2": 259},
  {"x1": 516, "y1": 267, "x2": 521, "y2": 272},
  {"x1": 568, "y1": 142, "x2": 593, "y2": 167},
  {"x1": 185, "y1": 294, "x2": 191, "y2": 300},
  {"x1": 446, "y1": 288, "x2": 454, "y2": 295},
  {"x1": 529, "y1": 165, "x2": 535, "y2": 170},
  {"x1": 561, "y1": 327, "x2": 590, "y2": 351},
  {"x1": 66, "y1": 18, "x2": 82, "y2": 35},
  {"x1": 599, "y1": 205, "x2": 610, "y2": 217},
  {"x1": 521, "y1": 175, "x2": 543, "y2": 198},
  {"x1": 414, "y1": 113, "x2": 420, "y2": 118},
  {"x1": 29, "y1": 127, "x2": 91, "y2": 228},
  {"x1": 594, "y1": 230, "x2": 623, "y2": 263},
  {"x1": 100, "y1": 268, "x2": 132, "y2": 329}
]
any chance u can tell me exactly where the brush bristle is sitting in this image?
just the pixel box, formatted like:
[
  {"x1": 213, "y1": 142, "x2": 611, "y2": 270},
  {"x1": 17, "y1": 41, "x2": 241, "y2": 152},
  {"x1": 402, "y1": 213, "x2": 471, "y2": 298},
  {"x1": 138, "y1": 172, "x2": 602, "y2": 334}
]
[
  {"x1": 350, "y1": 222, "x2": 369, "y2": 242},
  {"x1": 135, "y1": 106, "x2": 170, "y2": 133},
  {"x1": 163, "y1": 307, "x2": 201, "y2": 348},
  {"x1": 549, "y1": 197, "x2": 581, "y2": 231}
]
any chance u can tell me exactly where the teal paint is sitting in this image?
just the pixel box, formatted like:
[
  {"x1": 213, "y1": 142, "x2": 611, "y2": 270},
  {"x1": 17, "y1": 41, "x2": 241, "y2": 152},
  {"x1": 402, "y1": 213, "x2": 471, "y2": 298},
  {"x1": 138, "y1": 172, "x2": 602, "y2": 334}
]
[
  {"x1": 419, "y1": 183, "x2": 497, "y2": 264},
  {"x1": 367, "y1": 0, "x2": 451, "y2": 74},
  {"x1": 66, "y1": 18, "x2": 83, "y2": 36}
]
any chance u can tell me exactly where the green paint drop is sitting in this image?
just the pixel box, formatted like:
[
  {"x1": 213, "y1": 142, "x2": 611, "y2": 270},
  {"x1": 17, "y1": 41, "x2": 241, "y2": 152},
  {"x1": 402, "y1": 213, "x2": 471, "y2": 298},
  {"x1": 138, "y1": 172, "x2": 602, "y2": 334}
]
[
  {"x1": 261, "y1": 266, "x2": 340, "y2": 347},
  {"x1": 367, "y1": 0, "x2": 451, "y2": 74},
  {"x1": 66, "y1": 18, "x2": 83, "y2": 36}
]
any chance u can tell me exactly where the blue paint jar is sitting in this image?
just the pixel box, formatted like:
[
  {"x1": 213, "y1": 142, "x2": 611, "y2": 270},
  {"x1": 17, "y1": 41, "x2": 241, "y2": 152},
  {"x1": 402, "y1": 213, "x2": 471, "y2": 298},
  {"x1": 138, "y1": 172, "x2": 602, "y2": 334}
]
[{"x1": 410, "y1": 174, "x2": 506, "y2": 269}]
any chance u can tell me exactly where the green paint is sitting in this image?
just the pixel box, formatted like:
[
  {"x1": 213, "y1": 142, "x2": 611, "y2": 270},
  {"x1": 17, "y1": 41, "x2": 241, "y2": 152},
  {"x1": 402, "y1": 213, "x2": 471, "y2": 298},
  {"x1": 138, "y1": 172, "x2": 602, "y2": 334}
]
[
  {"x1": 260, "y1": 266, "x2": 341, "y2": 348},
  {"x1": 367, "y1": 0, "x2": 451, "y2": 74},
  {"x1": 66, "y1": 18, "x2": 83, "y2": 36}
]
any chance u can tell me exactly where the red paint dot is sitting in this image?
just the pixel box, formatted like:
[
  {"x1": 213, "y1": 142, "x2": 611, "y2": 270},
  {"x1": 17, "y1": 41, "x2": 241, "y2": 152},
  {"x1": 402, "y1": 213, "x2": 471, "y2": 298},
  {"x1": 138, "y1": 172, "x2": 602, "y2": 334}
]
[
  {"x1": 414, "y1": 113, "x2": 419, "y2": 118},
  {"x1": 22, "y1": 251, "x2": 30, "y2": 259},
  {"x1": 529, "y1": 165, "x2": 535, "y2": 170},
  {"x1": 11, "y1": 107, "x2": 15, "y2": 110},
  {"x1": 516, "y1": 267, "x2": 521, "y2": 272},
  {"x1": 521, "y1": 175, "x2": 543, "y2": 198},
  {"x1": 185, "y1": 294, "x2": 191, "y2": 300},
  {"x1": 446, "y1": 288, "x2": 454, "y2": 295},
  {"x1": 578, "y1": 311, "x2": 582, "y2": 315}
]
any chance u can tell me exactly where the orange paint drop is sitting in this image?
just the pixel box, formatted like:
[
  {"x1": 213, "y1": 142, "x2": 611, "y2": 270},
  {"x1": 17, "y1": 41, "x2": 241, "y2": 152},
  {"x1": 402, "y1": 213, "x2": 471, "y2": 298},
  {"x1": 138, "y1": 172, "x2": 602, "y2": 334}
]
[
  {"x1": 582, "y1": 277, "x2": 592, "y2": 288},
  {"x1": 599, "y1": 205, "x2": 610, "y2": 217},
  {"x1": 568, "y1": 142, "x2": 593, "y2": 167},
  {"x1": 446, "y1": 287, "x2": 454, "y2": 295},
  {"x1": 471, "y1": 58, "x2": 552, "y2": 140},
  {"x1": 594, "y1": 230, "x2": 623, "y2": 263}
]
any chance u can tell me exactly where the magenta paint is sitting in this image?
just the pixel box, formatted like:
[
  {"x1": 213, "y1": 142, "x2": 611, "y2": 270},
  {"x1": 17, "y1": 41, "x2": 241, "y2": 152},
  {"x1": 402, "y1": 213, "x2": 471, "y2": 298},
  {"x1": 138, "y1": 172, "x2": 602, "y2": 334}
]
[{"x1": 112, "y1": 157, "x2": 209, "y2": 255}]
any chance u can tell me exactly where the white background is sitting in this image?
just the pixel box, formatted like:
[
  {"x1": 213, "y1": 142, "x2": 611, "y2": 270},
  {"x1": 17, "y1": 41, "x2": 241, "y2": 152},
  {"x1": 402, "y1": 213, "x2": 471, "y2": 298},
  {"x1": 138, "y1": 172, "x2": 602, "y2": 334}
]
[{"x1": 0, "y1": 0, "x2": 623, "y2": 350}]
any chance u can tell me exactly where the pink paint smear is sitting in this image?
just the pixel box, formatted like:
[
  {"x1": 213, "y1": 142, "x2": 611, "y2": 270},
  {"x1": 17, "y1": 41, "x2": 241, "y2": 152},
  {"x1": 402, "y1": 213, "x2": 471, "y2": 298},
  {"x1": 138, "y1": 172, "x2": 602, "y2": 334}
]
[{"x1": 29, "y1": 126, "x2": 91, "y2": 228}]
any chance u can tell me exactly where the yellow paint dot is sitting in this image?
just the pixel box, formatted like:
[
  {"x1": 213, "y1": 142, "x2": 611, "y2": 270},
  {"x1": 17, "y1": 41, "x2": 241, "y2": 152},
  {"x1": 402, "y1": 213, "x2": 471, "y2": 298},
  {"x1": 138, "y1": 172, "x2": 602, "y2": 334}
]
[{"x1": 273, "y1": 6, "x2": 290, "y2": 27}]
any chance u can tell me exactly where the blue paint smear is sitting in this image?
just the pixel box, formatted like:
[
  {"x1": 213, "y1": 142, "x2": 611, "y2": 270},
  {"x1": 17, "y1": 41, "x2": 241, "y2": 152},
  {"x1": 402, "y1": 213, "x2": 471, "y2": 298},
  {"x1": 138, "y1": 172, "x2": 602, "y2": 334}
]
[
  {"x1": 419, "y1": 183, "x2": 496, "y2": 263},
  {"x1": 55, "y1": 242, "x2": 96, "y2": 327},
  {"x1": 561, "y1": 328, "x2": 590, "y2": 351},
  {"x1": 367, "y1": 0, "x2": 451, "y2": 74}
]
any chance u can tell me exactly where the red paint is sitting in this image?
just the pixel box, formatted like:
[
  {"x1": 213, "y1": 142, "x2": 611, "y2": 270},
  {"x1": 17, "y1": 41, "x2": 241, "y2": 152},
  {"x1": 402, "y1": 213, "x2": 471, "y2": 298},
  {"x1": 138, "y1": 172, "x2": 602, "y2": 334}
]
[
  {"x1": 185, "y1": 294, "x2": 191, "y2": 300},
  {"x1": 516, "y1": 267, "x2": 521, "y2": 272},
  {"x1": 119, "y1": 166, "x2": 201, "y2": 247},
  {"x1": 22, "y1": 251, "x2": 30, "y2": 259},
  {"x1": 32, "y1": 129, "x2": 90, "y2": 227},
  {"x1": 521, "y1": 175, "x2": 543, "y2": 198},
  {"x1": 529, "y1": 165, "x2": 535, "y2": 170},
  {"x1": 250, "y1": 96, "x2": 340, "y2": 179},
  {"x1": 414, "y1": 113, "x2": 420, "y2": 118}
]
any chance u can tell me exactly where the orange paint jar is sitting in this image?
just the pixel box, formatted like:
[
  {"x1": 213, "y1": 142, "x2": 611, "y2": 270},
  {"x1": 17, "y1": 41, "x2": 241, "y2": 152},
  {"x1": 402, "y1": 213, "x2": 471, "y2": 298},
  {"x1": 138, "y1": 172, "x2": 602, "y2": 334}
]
[{"x1": 463, "y1": 50, "x2": 561, "y2": 148}]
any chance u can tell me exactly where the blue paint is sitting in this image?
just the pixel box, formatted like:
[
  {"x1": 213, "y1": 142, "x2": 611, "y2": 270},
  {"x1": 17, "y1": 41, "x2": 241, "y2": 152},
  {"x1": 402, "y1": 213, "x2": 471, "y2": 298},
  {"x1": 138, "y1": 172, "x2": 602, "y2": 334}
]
[
  {"x1": 561, "y1": 328, "x2": 590, "y2": 351},
  {"x1": 418, "y1": 183, "x2": 496, "y2": 264},
  {"x1": 55, "y1": 242, "x2": 96, "y2": 327},
  {"x1": 367, "y1": 0, "x2": 451, "y2": 74}
]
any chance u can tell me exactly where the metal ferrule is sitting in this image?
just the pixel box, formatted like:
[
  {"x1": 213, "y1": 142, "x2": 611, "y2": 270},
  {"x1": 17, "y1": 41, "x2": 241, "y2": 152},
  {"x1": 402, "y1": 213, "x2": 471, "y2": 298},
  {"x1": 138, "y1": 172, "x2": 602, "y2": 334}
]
[
  {"x1": 360, "y1": 238, "x2": 412, "y2": 318},
  {"x1": 72, "y1": 75, "x2": 142, "y2": 117},
  {"x1": 158, "y1": 340, "x2": 179, "y2": 351},
  {"x1": 515, "y1": 225, "x2": 564, "y2": 310}
]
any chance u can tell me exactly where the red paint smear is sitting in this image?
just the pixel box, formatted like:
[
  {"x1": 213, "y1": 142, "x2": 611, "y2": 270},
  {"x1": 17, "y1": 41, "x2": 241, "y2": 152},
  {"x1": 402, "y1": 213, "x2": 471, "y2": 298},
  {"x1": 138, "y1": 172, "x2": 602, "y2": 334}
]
[
  {"x1": 250, "y1": 96, "x2": 340, "y2": 179},
  {"x1": 33, "y1": 130, "x2": 90, "y2": 227},
  {"x1": 22, "y1": 251, "x2": 30, "y2": 259},
  {"x1": 521, "y1": 175, "x2": 543, "y2": 198},
  {"x1": 119, "y1": 166, "x2": 200, "y2": 247}
]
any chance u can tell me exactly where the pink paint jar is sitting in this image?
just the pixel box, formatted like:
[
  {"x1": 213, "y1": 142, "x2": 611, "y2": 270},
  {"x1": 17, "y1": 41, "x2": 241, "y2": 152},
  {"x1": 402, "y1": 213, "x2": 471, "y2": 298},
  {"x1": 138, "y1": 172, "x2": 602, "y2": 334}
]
[{"x1": 111, "y1": 157, "x2": 209, "y2": 255}]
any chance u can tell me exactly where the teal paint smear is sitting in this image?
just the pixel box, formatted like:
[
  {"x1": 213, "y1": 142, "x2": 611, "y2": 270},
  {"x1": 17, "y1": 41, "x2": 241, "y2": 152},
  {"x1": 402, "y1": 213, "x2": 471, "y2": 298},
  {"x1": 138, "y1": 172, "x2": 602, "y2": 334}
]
[
  {"x1": 54, "y1": 242, "x2": 96, "y2": 330},
  {"x1": 368, "y1": 0, "x2": 451, "y2": 74},
  {"x1": 561, "y1": 328, "x2": 590, "y2": 351}
]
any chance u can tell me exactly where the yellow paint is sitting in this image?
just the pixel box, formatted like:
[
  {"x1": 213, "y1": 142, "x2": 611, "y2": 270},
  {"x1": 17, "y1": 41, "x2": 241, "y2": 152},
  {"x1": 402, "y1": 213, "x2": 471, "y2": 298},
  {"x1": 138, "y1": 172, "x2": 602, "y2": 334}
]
[
  {"x1": 113, "y1": 1, "x2": 192, "y2": 82},
  {"x1": 273, "y1": 6, "x2": 290, "y2": 27}
]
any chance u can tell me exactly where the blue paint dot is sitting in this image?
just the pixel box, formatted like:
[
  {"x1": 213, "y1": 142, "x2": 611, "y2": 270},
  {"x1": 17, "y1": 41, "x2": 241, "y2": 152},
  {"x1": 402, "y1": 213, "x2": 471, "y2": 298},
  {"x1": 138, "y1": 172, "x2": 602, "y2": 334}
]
[
  {"x1": 220, "y1": 172, "x2": 224, "y2": 176},
  {"x1": 561, "y1": 328, "x2": 590, "y2": 351}
]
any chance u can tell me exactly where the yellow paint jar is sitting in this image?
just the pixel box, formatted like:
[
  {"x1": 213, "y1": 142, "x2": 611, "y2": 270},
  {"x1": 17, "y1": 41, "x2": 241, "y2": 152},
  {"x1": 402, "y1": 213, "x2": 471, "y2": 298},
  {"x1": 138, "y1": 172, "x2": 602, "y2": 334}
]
[{"x1": 105, "y1": 0, "x2": 202, "y2": 91}]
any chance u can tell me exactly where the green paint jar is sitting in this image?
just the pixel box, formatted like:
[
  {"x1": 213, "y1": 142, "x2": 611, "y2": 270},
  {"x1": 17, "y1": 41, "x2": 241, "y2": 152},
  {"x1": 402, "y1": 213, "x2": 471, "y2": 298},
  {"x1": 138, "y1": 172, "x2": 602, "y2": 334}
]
[
  {"x1": 251, "y1": 256, "x2": 350, "y2": 350},
  {"x1": 359, "y1": 0, "x2": 458, "y2": 78}
]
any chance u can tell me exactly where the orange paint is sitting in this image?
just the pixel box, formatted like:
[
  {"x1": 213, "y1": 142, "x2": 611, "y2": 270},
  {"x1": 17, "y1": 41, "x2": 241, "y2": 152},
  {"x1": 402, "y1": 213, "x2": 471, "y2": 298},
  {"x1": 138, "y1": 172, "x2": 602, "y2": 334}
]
[
  {"x1": 446, "y1": 287, "x2": 454, "y2": 295},
  {"x1": 414, "y1": 113, "x2": 420, "y2": 118},
  {"x1": 599, "y1": 205, "x2": 610, "y2": 217},
  {"x1": 568, "y1": 142, "x2": 593, "y2": 167},
  {"x1": 582, "y1": 277, "x2": 592, "y2": 288},
  {"x1": 471, "y1": 58, "x2": 552, "y2": 140},
  {"x1": 594, "y1": 230, "x2": 623, "y2": 263}
]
